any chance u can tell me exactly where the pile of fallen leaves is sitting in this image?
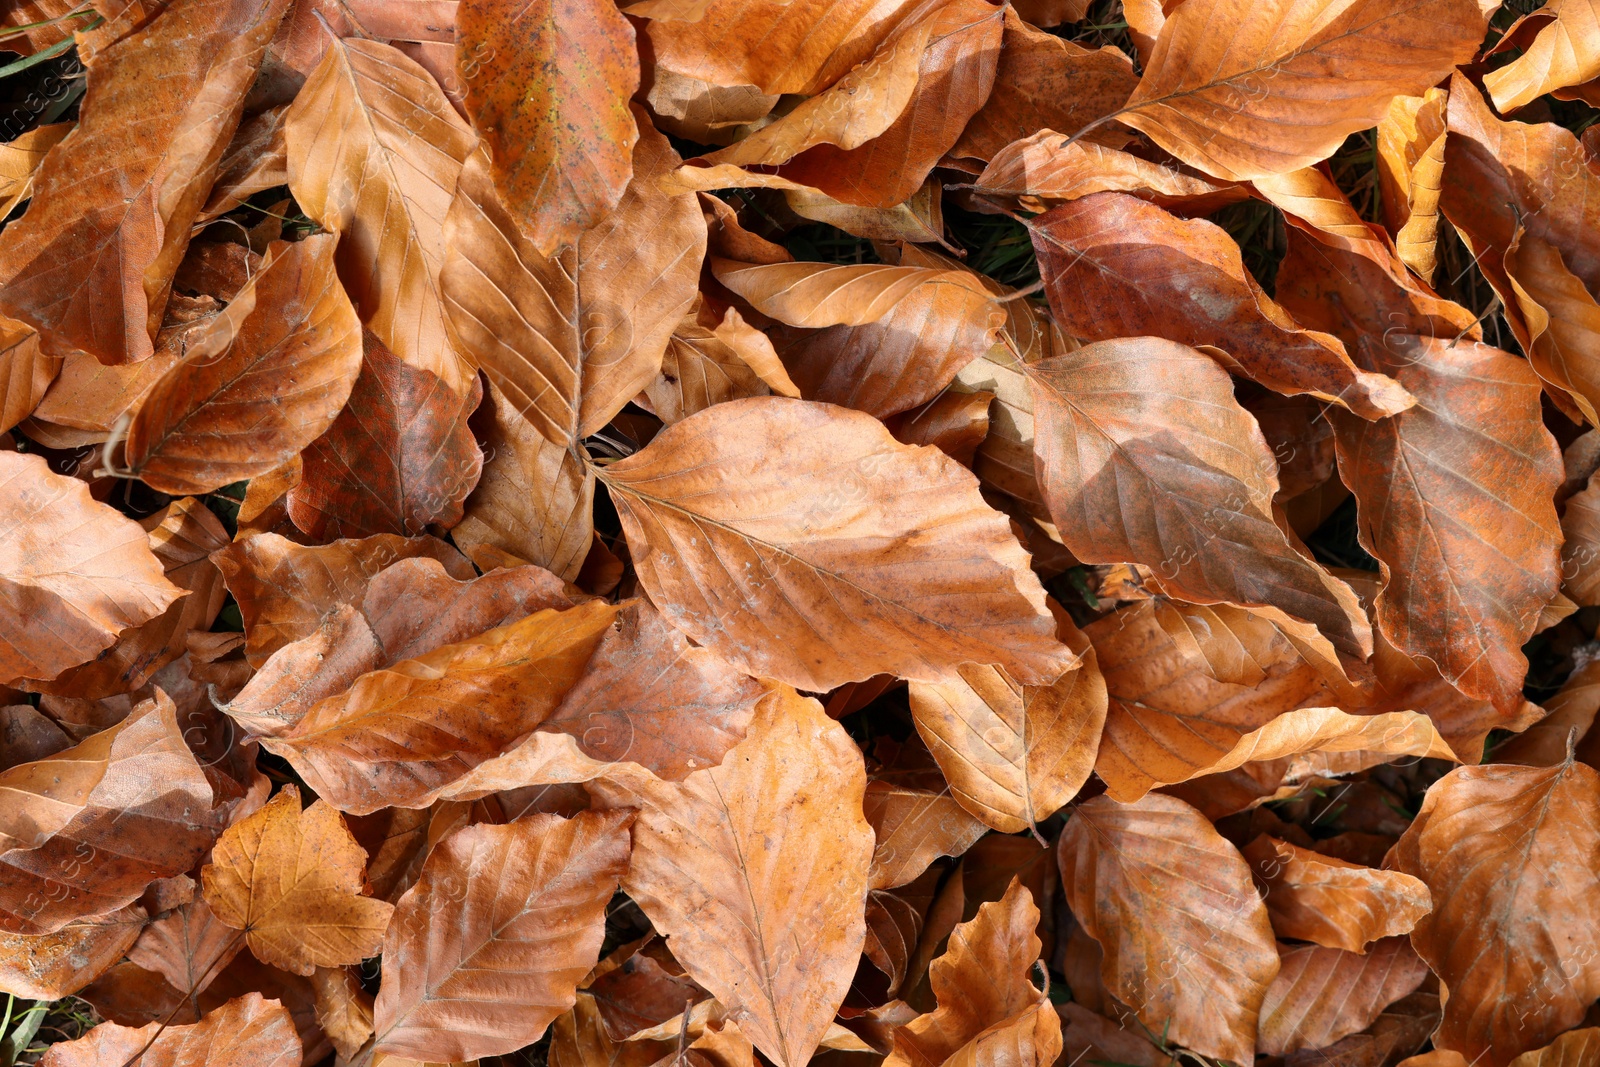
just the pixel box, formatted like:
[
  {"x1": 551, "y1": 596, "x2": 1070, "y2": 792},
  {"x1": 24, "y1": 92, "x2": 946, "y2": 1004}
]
[{"x1": 3, "y1": 0, "x2": 1600, "y2": 1063}]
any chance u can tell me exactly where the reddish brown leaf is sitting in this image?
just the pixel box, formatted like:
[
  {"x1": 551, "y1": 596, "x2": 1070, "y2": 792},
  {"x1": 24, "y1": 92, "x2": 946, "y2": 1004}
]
[
  {"x1": 287, "y1": 331, "x2": 483, "y2": 539},
  {"x1": 126, "y1": 235, "x2": 364, "y2": 496},
  {"x1": 0, "y1": 0, "x2": 290, "y2": 363}
]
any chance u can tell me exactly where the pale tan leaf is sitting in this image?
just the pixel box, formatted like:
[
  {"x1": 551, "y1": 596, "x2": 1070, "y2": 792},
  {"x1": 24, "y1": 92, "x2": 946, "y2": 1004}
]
[{"x1": 286, "y1": 36, "x2": 475, "y2": 393}]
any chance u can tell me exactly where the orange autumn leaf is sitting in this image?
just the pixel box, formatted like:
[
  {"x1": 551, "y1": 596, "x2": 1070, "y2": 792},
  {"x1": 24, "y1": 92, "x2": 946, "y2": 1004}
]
[{"x1": 201, "y1": 784, "x2": 395, "y2": 976}]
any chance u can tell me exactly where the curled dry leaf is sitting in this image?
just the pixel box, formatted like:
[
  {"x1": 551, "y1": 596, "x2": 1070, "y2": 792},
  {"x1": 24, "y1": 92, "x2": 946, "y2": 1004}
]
[
  {"x1": 0, "y1": 319, "x2": 58, "y2": 437},
  {"x1": 774, "y1": 0, "x2": 1005, "y2": 209},
  {"x1": 458, "y1": 0, "x2": 640, "y2": 256},
  {"x1": 1242, "y1": 836, "x2": 1432, "y2": 952},
  {"x1": 950, "y1": 9, "x2": 1137, "y2": 164},
  {"x1": 1376, "y1": 88, "x2": 1448, "y2": 282},
  {"x1": 907, "y1": 606, "x2": 1106, "y2": 834},
  {"x1": 126, "y1": 895, "x2": 245, "y2": 1005},
  {"x1": 0, "y1": 123, "x2": 70, "y2": 221},
  {"x1": 973, "y1": 133, "x2": 1242, "y2": 211},
  {"x1": 201, "y1": 784, "x2": 395, "y2": 976},
  {"x1": 1028, "y1": 193, "x2": 1412, "y2": 420},
  {"x1": 1257, "y1": 938, "x2": 1431, "y2": 1056},
  {"x1": 1504, "y1": 232, "x2": 1600, "y2": 428},
  {"x1": 885, "y1": 878, "x2": 1052, "y2": 1067},
  {"x1": 126, "y1": 234, "x2": 365, "y2": 496},
  {"x1": 1484, "y1": 0, "x2": 1600, "y2": 113},
  {"x1": 286, "y1": 36, "x2": 475, "y2": 394},
  {"x1": 1114, "y1": 0, "x2": 1485, "y2": 181},
  {"x1": 443, "y1": 115, "x2": 704, "y2": 445},
  {"x1": 0, "y1": 693, "x2": 225, "y2": 935},
  {"x1": 589, "y1": 687, "x2": 873, "y2": 1067},
  {"x1": 1028, "y1": 336, "x2": 1372, "y2": 659},
  {"x1": 372, "y1": 810, "x2": 633, "y2": 1061},
  {"x1": 287, "y1": 332, "x2": 484, "y2": 539},
  {"x1": 1058, "y1": 793, "x2": 1279, "y2": 1065},
  {"x1": 1388, "y1": 760, "x2": 1600, "y2": 1066},
  {"x1": 261, "y1": 600, "x2": 619, "y2": 814},
  {"x1": 37, "y1": 991, "x2": 302, "y2": 1067},
  {"x1": 768, "y1": 265, "x2": 1003, "y2": 420},
  {"x1": 599, "y1": 397, "x2": 1072, "y2": 691},
  {"x1": 0, "y1": 0, "x2": 290, "y2": 363},
  {"x1": 0, "y1": 450, "x2": 183, "y2": 685}
]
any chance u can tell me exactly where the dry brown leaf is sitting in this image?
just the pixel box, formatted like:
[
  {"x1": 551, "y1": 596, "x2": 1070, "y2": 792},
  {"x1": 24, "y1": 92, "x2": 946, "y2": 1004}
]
[
  {"x1": 885, "y1": 878, "x2": 1051, "y2": 1067},
  {"x1": 371, "y1": 810, "x2": 632, "y2": 1060},
  {"x1": 443, "y1": 115, "x2": 704, "y2": 445},
  {"x1": 0, "y1": 693, "x2": 227, "y2": 935},
  {"x1": 0, "y1": 450, "x2": 184, "y2": 685},
  {"x1": 33, "y1": 497, "x2": 229, "y2": 699},
  {"x1": 1505, "y1": 231, "x2": 1600, "y2": 427},
  {"x1": 774, "y1": 0, "x2": 1004, "y2": 209},
  {"x1": 639, "y1": 0, "x2": 920, "y2": 96},
  {"x1": 973, "y1": 132, "x2": 1242, "y2": 211},
  {"x1": 767, "y1": 267, "x2": 1002, "y2": 420},
  {"x1": 0, "y1": 123, "x2": 69, "y2": 222},
  {"x1": 37, "y1": 991, "x2": 302, "y2": 1067},
  {"x1": 908, "y1": 606, "x2": 1105, "y2": 834},
  {"x1": 1388, "y1": 760, "x2": 1600, "y2": 1065},
  {"x1": 884, "y1": 389, "x2": 993, "y2": 465},
  {"x1": 213, "y1": 531, "x2": 472, "y2": 666},
  {"x1": 713, "y1": 258, "x2": 988, "y2": 330},
  {"x1": 0, "y1": 319, "x2": 58, "y2": 436},
  {"x1": 459, "y1": 0, "x2": 639, "y2": 255},
  {"x1": 286, "y1": 331, "x2": 483, "y2": 539},
  {"x1": 1257, "y1": 938, "x2": 1431, "y2": 1056},
  {"x1": 126, "y1": 234, "x2": 364, "y2": 496},
  {"x1": 599, "y1": 397, "x2": 1072, "y2": 691},
  {"x1": 1485, "y1": 0, "x2": 1600, "y2": 113},
  {"x1": 310, "y1": 966, "x2": 375, "y2": 1060},
  {"x1": 863, "y1": 782, "x2": 988, "y2": 891},
  {"x1": 1028, "y1": 193, "x2": 1412, "y2": 420},
  {"x1": 949, "y1": 9, "x2": 1137, "y2": 164},
  {"x1": 126, "y1": 895, "x2": 245, "y2": 1005},
  {"x1": 1114, "y1": 0, "x2": 1485, "y2": 181},
  {"x1": 201, "y1": 784, "x2": 395, "y2": 975},
  {"x1": 539, "y1": 598, "x2": 765, "y2": 779},
  {"x1": 1029, "y1": 336, "x2": 1372, "y2": 658},
  {"x1": 589, "y1": 687, "x2": 873, "y2": 1067},
  {"x1": 285, "y1": 36, "x2": 475, "y2": 393},
  {"x1": 1376, "y1": 89, "x2": 1448, "y2": 282},
  {"x1": 0, "y1": 0, "x2": 290, "y2": 363},
  {"x1": 261, "y1": 600, "x2": 618, "y2": 813},
  {"x1": 1242, "y1": 836, "x2": 1432, "y2": 952},
  {"x1": 702, "y1": 9, "x2": 941, "y2": 169},
  {"x1": 0, "y1": 906, "x2": 144, "y2": 1000},
  {"x1": 1058, "y1": 793, "x2": 1279, "y2": 1064}
]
